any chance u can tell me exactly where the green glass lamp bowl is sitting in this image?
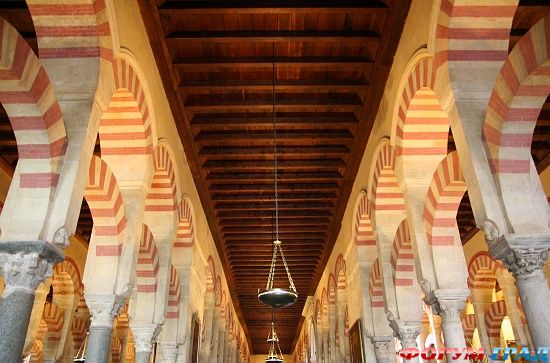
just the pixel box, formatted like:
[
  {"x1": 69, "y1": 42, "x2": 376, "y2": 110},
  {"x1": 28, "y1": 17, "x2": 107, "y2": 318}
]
[{"x1": 258, "y1": 288, "x2": 298, "y2": 308}]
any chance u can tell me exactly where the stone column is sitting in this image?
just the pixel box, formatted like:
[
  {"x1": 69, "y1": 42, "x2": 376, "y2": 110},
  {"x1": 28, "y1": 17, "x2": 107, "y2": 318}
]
[
  {"x1": 160, "y1": 342, "x2": 179, "y2": 363},
  {"x1": 425, "y1": 289, "x2": 470, "y2": 363},
  {"x1": 131, "y1": 323, "x2": 159, "y2": 363},
  {"x1": 388, "y1": 318, "x2": 421, "y2": 363},
  {"x1": 370, "y1": 336, "x2": 393, "y2": 363},
  {"x1": 0, "y1": 241, "x2": 63, "y2": 363},
  {"x1": 85, "y1": 295, "x2": 124, "y2": 363},
  {"x1": 489, "y1": 233, "x2": 550, "y2": 347}
]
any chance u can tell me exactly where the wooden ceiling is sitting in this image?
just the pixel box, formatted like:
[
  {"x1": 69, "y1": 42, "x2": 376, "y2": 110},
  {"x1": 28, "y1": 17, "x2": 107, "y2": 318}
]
[{"x1": 139, "y1": 0, "x2": 411, "y2": 353}]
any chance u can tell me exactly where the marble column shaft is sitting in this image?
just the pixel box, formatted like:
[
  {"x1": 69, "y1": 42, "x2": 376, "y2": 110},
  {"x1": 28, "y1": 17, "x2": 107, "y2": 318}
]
[
  {"x1": 85, "y1": 294, "x2": 125, "y2": 363},
  {"x1": 421, "y1": 289, "x2": 471, "y2": 363}
]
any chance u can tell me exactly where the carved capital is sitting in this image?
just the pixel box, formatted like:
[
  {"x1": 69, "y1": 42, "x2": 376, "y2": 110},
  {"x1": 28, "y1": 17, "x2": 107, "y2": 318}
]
[
  {"x1": 427, "y1": 289, "x2": 469, "y2": 324},
  {"x1": 160, "y1": 341, "x2": 178, "y2": 360},
  {"x1": 131, "y1": 323, "x2": 161, "y2": 353},
  {"x1": 502, "y1": 248, "x2": 548, "y2": 279},
  {"x1": 86, "y1": 294, "x2": 126, "y2": 329},
  {"x1": 370, "y1": 336, "x2": 392, "y2": 358},
  {"x1": 2, "y1": 253, "x2": 52, "y2": 296},
  {"x1": 0, "y1": 241, "x2": 64, "y2": 297},
  {"x1": 387, "y1": 315, "x2": 421, "y2": 348},
  {"x1": 488, "y1": 232, "x2": 550, "y2": 280}
]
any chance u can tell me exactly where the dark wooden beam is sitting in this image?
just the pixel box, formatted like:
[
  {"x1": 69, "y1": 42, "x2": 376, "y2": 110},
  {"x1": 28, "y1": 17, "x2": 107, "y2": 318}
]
[
  {"x1": 158, "y1": 0, "x2": 388, "y2": 13},
  {"x1": 167, "y1": 30, "x2": 380, "y2": 43}
]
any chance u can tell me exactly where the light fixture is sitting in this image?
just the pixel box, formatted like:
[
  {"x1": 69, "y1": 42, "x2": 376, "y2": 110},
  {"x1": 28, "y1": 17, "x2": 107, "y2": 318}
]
[
  {"x1": 265, "y1": 309, "x2": 284, "y2": 363},
  {"x1": 257, "y1": 42, "x2": 298, "y2": 309}
]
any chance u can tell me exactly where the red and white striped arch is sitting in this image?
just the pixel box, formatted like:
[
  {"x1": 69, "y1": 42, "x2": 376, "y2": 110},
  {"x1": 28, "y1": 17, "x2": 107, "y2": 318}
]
[
  {"x1": 424, "y1": 151, "x2": 467, "y2": 246},
  {"x1": 72, "y1": 317, "x2": 87, "y2": 352},
  {"x1": 42, "y1": 302, "x2": 64, "y2": 344},
  {"x1": 167, "y1": 265, "x2": 181, "y2": 319},
  {"x1": 467, "y1": 252, "x2": 500, "y2": 290},
  {"x1": 84, "y1": 155, "x2": 126, "y2": 257},
  {"x1": 390, "y1": 219, "x2": 415, "y2": 287},
  {"x1": 100, "y1": 57, "x2": 153, "y2": 157},
  {"x1": 52, "y1": 259, "x2": 83, "y2": 300},
  {"x1": 461, "y1": 314, "x2": 476, "y2": 340},
  {"x1": 484, "y1": 15, "x2": 550, "y2": 175},
  {"x1": 206, "y1": 256, "x2": 217, "y2": 293},
  {"x1": 321, "y1": 288, "x2": 329, "y2": 325},
  {"x1": 370, "y1": 143, "x2": 405, "y2": 216},
  {"x1": 174, "y1": 198, "x2": 195, "y2": 248},
  {"x1": 433, "y1": 0, "x2": 518, "y2": 79},
  {"x1": 335, "y1": 254, "x2": 347, "y2": 291},
  {"x1": 110, "y1": 337, "x2": 122, "y2": 363},
  {"x1": 394, "y1": 56, "x2": 449, "y2": 157},
  {"x1": 354, "y1": 193, "x2": 375, "y2": 246},
  {"x1": 369, "y1": 259, "x2": 384, "y2": 309},
  {"x1": 27, "y1": 0, "x2": 112, "y2": 61},
  {"x1": 28, "y1": 340, "x2": 43, "y2": 363},
  {"x1": 136, "y1": 224, "x2": 159, "y2": 293},
  {"x1": 485, "y1": 300, "x2": 507, "y2": 343},
  {"x1": 145, "y1": 143, "x2": 179, "y2": 212},
  {"x1": 0, "y1": 18, "x2": 66, "y2": 189},
  {"x1": 328, "y1": 274, "x2": 337, "y2": 307}
]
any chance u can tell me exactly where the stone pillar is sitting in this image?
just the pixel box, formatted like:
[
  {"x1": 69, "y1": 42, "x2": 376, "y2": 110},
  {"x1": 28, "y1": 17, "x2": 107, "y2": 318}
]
[
  {"x1": 431, "y1": 315, "x2": 446, "y2": 363},
  {"x1": 388, "y1": 319, "x2": 421, "y2": 363},
  {"x1": 370, "y1": 336, "x2": 392, "y2": 363},
  {"x1": 85, "y1": 294, "x2": 124, "y2": 363},
  {"x1": 0, "y1": 241, "x2": 63, "y2": 363},
  {"x1": 131, "y1": 323, "x2": 159, "y2": 363},
  {"x1": 160, "y1": 342, "x2": 179, "y2": 363},
  {"x1": 489, "y1": 233, "x2": 550, "y2": 347},
  {"x1": 426, "y1": 289, "x2": 470, "y2": 363}
]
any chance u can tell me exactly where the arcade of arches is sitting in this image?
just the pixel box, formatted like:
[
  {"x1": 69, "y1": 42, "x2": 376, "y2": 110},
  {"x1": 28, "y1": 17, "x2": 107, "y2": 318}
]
[{"x1": 0, "y1": 1, "x2": 549, "y2": 363}]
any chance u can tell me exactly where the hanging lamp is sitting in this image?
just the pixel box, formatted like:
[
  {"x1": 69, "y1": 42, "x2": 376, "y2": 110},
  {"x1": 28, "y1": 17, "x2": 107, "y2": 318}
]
[
  {"x1": 265, "y1": 309, "x2": 285, "y2": 363},
  {"x1": 257, "y1": 42, "x2": 298, "y2": 309}
]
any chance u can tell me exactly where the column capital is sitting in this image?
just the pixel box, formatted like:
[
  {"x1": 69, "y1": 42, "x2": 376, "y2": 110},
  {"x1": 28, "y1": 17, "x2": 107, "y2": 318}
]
[
  {"x1": 488, "y1": 232, "x2": 550, "y2": 280},
  {"x1": 370, "y1": 335, "x2": 392, "y2": 357},
  {"x1": 131, "y1": 322, "x2": 161, "y2": 353},
  {"x1": 160, "y1": 341, "x2": 179, "y2": 360},
  {"x1": 0, "y1": 241, "x2": 64, "y2": 297},
  {"x1": 85, "y1": 294, "x2": 126, "y2": 329},
  {"x1": 423, "y1": 287, "x2": 469, "y2": 323},
  {"x1": 387, "y1": 313, "x2": 422, "y2": 348}
]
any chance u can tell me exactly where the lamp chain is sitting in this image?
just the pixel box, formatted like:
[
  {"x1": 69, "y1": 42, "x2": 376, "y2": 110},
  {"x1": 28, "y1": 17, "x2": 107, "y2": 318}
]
[{"x1": 272, "y1": 41, "x2": 279, "y2": 243}]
